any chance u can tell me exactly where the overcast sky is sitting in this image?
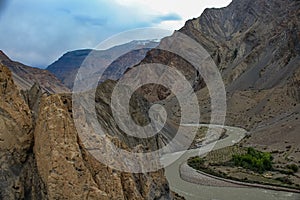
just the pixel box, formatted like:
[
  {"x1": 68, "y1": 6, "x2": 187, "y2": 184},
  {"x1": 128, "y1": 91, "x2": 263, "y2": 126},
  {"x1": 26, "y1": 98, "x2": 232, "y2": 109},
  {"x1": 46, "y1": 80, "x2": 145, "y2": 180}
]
[{"x1": 0, "y1": 0, "x2": 231, "y2": 68}]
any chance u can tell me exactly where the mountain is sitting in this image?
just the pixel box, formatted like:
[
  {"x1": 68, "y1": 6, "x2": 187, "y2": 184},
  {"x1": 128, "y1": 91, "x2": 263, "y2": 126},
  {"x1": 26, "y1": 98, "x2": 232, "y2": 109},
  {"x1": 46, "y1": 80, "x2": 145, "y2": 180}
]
[
  {"x1": 47, "y1": 40, "x2": 159, "y2": 89},
  {"x1": 137, "y1": 0, "x2": 300, "y2": 135},
  {"x1": 0, "y1": 63, "x2": 178, "y2": 199},
  {"x1": 0, "y1": 51, "x2": 69, "y2": 94},
  {"x1": 132, "y1": 0, "x2": 300, "y2": 183},
  {"x1": 1, "y1": 0, "x2": 299, "y2": 198},
  {"x1": 178, "y1": 0, "x2": 300, "y2": 141},
  {"x1": 180, "y1": 0, "x2": 300, "y2": 92}
]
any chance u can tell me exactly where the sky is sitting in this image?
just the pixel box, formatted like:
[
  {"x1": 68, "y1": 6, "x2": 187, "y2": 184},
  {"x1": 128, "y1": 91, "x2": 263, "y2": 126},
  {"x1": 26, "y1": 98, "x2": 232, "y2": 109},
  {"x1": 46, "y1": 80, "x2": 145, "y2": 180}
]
[{"x1": 0, "y1": 0, "x2": 231, "y2": 68}]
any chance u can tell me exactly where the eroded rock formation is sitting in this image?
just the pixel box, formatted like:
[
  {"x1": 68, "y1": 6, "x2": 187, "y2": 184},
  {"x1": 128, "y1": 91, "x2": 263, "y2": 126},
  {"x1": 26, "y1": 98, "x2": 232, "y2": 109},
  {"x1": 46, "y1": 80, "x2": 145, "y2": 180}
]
[{"x1": 0, "y1": 64, "x2": 174, "y2": 199}]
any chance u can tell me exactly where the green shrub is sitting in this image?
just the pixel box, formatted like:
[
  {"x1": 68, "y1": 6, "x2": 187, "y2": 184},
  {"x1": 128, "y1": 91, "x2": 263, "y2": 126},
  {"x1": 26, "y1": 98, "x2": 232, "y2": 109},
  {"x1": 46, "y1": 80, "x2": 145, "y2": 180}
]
[
  {"x1": 286, "y1": 164, "x2": 299, "y2": 173},
  {"x1": 188, "y1": 157, "x2": 205, "y2": 170},
  {"x1": 231, "y1": 147, "x2": 273, "y2": 174},
  {"x1": 189, "y1": 156, "x2": 204, "y2": 165}
]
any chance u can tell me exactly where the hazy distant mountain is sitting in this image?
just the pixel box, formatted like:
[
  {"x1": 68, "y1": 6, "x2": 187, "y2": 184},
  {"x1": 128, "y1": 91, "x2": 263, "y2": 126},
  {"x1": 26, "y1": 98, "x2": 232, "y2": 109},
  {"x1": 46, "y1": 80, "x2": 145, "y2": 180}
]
[
  {"x1": 0, "y1": 50, "x2": 69, "y2": 94},
  {"x1": 47, "y1": 40, "x2": 159, "y2": 89}
]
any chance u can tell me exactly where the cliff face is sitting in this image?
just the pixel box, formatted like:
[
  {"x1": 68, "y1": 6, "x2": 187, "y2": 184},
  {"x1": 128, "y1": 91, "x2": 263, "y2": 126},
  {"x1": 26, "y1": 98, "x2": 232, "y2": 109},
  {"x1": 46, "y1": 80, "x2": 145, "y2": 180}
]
[
  {"x1": 0, "y1": 64, "x2": 46, "y2": 199},
  {"x1": 34, "y1": 93, "x2": 171, "y2": 200},
  {"x1": 0, "y1": 64, "x2": 173, "y2": 199},
  {"x1": 0, "y1": 51, "x2": 69, "y2": 94}
]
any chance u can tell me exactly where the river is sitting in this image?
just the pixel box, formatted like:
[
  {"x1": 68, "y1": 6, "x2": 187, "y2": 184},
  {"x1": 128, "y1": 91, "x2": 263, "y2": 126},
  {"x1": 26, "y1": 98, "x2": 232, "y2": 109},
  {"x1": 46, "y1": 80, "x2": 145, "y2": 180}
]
[{"x1": 161, "y1": 124, "x2": 300, "y2": 200}]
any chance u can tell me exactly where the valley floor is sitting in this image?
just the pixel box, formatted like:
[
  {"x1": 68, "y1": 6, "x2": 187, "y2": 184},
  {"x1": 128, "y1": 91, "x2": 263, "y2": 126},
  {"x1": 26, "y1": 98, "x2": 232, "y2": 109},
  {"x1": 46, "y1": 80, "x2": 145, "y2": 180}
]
[
  {"x1": 162, "y1": 124, "x2": 300, "y2": 200},
  {"x1": 180, "y1": 162, "x2": 300, "y2": 193}
]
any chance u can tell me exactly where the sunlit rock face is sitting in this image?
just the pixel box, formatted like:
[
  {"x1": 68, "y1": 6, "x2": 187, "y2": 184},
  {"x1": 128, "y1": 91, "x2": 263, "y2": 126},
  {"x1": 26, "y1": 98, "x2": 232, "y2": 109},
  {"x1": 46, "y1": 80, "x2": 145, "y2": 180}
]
[{"x1": 0, "y1": 64, "x2": 173, "y2": 199}]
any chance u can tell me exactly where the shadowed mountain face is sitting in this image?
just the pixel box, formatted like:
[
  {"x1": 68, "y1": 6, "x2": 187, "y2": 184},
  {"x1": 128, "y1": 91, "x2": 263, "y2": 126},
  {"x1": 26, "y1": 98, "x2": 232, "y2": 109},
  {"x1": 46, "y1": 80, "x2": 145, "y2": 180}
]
[
  {"x1": 0, "y1": 50, "x2": 69, "y2": 94},
  {"x1": 47, "y1": 40, "x2": 159, "y2": 89}
]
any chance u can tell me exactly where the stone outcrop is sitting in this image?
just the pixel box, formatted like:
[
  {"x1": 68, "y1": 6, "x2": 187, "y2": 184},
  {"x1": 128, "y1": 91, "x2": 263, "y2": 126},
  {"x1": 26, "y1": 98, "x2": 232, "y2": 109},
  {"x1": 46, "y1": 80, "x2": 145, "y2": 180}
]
[
  {"x1": 287, "y1": 67, "x2": 300, "y2": 103},
  {"x1": 33, "y1": 93, "x2": 171, "y2": 199},
  {"x1": 0, "y1": 63, "x2": 173, "y2": 199},
  {"x1": 0, "y1": 64, "x2": 46, "y2": 199}
]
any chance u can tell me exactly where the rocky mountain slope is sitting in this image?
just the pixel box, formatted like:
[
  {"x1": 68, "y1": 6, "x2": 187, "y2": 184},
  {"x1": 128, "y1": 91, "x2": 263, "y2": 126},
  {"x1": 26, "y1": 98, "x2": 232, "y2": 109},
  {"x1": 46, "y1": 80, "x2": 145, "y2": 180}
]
[
  {"x1": 179, "y1": 0, "x2": 300, "y2": 153},
  {"x1": 181, "y1": 0, "x2": 300, "y2": 92},
  {"x1": 134, "y1": 0, "x2": 300, "y2": 170},
  {"x1": 0, "y1": 51, "x2": 69, "y2": 94},
  {"x1": 47, "y1": 40, "x2": 159, "y2": 89},
  {"x1": 0, "y1": 63, "x2": 176, "y2": 199}
]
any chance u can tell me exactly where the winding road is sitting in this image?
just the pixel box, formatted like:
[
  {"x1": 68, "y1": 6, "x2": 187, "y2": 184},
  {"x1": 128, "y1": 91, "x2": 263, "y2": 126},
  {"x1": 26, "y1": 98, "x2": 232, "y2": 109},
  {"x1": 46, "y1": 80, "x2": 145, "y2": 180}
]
[{"x1": 160, "y1": 124, "x2": 300, "y2": 200}]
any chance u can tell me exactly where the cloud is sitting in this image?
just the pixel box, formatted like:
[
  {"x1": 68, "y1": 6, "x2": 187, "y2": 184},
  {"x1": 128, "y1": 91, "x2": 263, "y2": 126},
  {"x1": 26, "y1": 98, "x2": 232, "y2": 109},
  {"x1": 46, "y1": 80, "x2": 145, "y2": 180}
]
[
  {"x1": 73, "y1": 15, "x2": 107, "y2": 27},
  {"x1": 0, "y1": 0, "x2": 232, "y2": 68},
  {"x1": 0, "y1": 0, "x2": 182, "y2": 67},
  {"x1": 0, "y1": 0, "x2": 8, "y2": 15},
  {"x1": 152, "y1": 13, "x2": 182, "y2": 23}
]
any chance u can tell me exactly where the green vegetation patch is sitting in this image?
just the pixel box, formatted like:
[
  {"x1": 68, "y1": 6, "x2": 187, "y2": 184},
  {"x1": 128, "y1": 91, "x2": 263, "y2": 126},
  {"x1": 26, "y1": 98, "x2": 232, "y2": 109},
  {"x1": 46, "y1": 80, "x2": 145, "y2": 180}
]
[
  {"x1": 231, "y1": 147, "x2": 273, "y2": 174},
  {"x1": 286, "y1": 164, "x2": 299, "y2": 173},
  {"x1": 188, "y1": 157, "x2": 205, "y2": 169},
  {"x1": 187, "y1": 146, "x2": 300, "y2": 189}
]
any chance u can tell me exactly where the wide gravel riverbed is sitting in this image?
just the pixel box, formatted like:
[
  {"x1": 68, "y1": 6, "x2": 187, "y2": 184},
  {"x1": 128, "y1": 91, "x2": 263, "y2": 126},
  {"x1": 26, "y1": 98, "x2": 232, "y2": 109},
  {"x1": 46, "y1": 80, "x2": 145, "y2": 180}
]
[{"x1": 160, "y1": 124, "x2": 300, "y2": 200}]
